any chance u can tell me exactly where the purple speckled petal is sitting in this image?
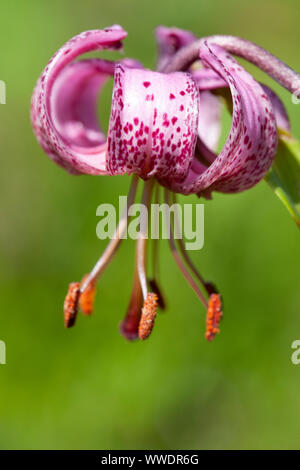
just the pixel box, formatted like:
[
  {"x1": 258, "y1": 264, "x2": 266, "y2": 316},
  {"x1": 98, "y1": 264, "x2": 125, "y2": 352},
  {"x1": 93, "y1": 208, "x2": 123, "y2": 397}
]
[
  {"x1": 31, "y1": 26, "x2": 128, "y2": 175},
  {"x1": 163, "y1": 42, "x2": 278, "y2": 196},
  {"x1": 50, "y1": 59, "x2": 114, "y2": 149},
  {"x1": 155, "y1": 28, "x2": 223, "y2": 156},
  {"x1": 155, "y1": 26, "x2": 196, "y2": 70},
  {"x1": 106, "y1": 63, "x2": 199, "y2": 180}
]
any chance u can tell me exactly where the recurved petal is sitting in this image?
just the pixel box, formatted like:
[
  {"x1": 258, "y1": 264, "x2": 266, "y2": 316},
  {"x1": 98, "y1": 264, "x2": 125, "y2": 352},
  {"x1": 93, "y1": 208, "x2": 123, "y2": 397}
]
[
  {"x1": 155, "y1": 26, "x2": 196, "y2": 70},
  {"x1": 165, "y1": 43, "x2": 278, "y2": 196},
  {"x1": 31, "y1": 26, "x2": 128, "y2": 175},
  {"x1": 107, "y1": 63, "x2": 199, "y2": 181}
]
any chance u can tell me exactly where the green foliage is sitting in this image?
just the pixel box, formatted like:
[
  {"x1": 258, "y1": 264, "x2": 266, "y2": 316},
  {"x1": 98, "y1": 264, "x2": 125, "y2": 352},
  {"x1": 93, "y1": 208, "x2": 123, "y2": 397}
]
[{"x1": 266, "y1": 132, "x2": 300, "y2": 227}]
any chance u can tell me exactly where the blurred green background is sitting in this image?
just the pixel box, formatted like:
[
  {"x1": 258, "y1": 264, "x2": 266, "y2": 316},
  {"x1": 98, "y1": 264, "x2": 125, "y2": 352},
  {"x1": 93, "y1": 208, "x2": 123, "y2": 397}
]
[{"x1": 0, "y1": 0, "x2": 300, "y2": 450}]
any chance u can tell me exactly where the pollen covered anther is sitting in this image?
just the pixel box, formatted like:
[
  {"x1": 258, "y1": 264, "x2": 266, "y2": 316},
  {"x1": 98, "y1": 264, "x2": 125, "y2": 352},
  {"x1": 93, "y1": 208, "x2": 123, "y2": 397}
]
[
  {"x1": 79, "y1": 274, "x2": 97, "y2": 316},
  {"x1": 205, "y1": 293, "x2": 223, "y2": 341},
  {"x1": 64, "y1": 282, "x2": 80, "y2": 328},
  {"x1": 138, "y1": 293, "x2": 158, "y2": 340}
]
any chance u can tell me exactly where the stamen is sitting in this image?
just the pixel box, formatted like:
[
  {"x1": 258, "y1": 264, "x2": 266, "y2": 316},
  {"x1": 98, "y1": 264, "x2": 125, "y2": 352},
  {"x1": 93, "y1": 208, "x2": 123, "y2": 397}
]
[
  {"x1": 150, "y1": 184, "x2": 166, "y2": 310},
  {"x1": 171, "y1": 193, "x2": 216, "y2": 298},
  {"x1": 119, "y1": 255, "x2": 143, "y2": 341},
  {"x1": 137, "y1": 179, "x2": 154, "y2": 300},
  {"x1": 138, "y1": 292, "x2": 158, "y2": 340},
  {"x1": 80, "y1": 174, "x2": 139, "y2": 294},
  {"x1": 79, "y1": 274, "x2": 96, "y2": 315},
  {"x1": 164, "y1": 189, "x2": 208, "y2": 309},
  {"x1": 64, "y1": 282, "x2": 80, "y2": 328},
  {"x1": 205, "y1": 293, "x2": 223, "y2": 341}
]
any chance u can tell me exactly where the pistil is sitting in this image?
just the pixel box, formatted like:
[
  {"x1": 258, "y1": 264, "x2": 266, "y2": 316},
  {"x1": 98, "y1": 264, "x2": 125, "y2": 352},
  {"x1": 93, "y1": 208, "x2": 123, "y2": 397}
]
[{"x1": 119, "y1": 252, "x2": 143, "y2": 341}]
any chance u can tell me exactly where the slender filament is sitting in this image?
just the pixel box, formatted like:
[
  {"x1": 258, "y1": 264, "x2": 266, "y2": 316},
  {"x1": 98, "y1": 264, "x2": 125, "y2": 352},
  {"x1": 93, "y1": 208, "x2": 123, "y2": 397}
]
[
  {"x1": 137, "y1": 179, "x2": 154, "y2": 300},
  {"x1": 171, "y1": 192, "x2": 210, "y2": 296},
  {"x1": 164, "y1": 189, "x2": 208, "y2": 308}
]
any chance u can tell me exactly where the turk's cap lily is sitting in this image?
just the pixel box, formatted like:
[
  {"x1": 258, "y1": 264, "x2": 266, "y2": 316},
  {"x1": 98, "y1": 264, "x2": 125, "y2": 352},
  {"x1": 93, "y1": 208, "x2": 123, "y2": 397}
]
[
  {"x1": 31, "y1": 25, "x2": 283, "y2": 198},
  {"x1": 31, "y1": 25, "x2": 300, "y2": 342}
]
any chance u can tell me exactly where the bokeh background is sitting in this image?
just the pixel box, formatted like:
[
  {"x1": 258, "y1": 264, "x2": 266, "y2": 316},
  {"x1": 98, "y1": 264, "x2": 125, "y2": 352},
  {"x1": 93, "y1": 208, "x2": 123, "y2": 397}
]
[{"x1": 0, "y1": 0, "x2": 300, "y2": 450}]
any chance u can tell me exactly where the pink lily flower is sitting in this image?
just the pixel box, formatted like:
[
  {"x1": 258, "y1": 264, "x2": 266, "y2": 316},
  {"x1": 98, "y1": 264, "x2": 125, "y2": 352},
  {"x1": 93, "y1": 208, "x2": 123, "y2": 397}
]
[{"x1": 31, "y1": 24, "x2": 299, "y2": 341}]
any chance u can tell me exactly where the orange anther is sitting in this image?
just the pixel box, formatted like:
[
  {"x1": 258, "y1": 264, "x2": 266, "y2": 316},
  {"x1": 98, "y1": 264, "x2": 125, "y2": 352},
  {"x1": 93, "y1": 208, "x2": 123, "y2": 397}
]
[
  {"x1": 205, "y1": 293, "x2": 223, "y2": 342},
  {"x1": 64, "y1": 282, "x2": 80, "y2": 328},
  {"x1": 138, "y1": 293, "x2": 158, "y2": 340}
]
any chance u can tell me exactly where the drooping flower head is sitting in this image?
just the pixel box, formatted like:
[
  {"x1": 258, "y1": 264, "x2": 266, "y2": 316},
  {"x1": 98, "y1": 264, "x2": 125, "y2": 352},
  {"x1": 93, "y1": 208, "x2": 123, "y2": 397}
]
[{"x1": 31, "y1": 24, "x2": 300, "y2": 341}]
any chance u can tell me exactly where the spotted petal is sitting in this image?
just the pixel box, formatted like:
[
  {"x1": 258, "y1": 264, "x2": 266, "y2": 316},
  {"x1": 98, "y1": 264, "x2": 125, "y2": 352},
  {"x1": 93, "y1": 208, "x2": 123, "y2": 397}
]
[
  {"x1": 31, "y1": 26, "x2": 132, "y2": 175},
  {"x1": 107, "y1": 63, "x2": 200, "y2": 181},
  {"x1": 162, "y1": 43, "x2": 278, "y2": 196},
  {"x1": 155, "y1": 27, "x2": 223, "y2": 155}
]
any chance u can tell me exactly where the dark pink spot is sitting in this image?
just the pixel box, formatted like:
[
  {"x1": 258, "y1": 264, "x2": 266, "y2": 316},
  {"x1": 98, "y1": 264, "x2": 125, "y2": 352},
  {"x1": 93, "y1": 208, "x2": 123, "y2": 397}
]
[
  {"x1": 134, "y1": 118, "x2": 139, "y2": 126},
  {"x1": 171, "y1": 117, "x2": 178, "y2": 125},
  {"x1": 143, "y1": 81, "x2": 151, "y2": 88},
  {"x1": 180, "y1": 91, "x2": 185, "y2": 96},
  {"x1": 169, "y1": 93, "x2": 176, "y2": 100}
]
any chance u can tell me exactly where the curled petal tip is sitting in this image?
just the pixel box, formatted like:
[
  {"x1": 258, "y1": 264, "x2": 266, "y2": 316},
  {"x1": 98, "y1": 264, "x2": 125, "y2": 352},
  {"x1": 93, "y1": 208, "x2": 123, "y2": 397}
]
[
  {"x1": 31, "y1": 28, "x2": 128, "y2": 176},
  {"x1": 105, "y1": 24, "x2": 126, "y2": 32},
  {"x1": 155, "y1": 26, "x2": 196, "y2": 70},
  {"x1": 168, "y1": 43, "x2": 278, "y2": 196}
]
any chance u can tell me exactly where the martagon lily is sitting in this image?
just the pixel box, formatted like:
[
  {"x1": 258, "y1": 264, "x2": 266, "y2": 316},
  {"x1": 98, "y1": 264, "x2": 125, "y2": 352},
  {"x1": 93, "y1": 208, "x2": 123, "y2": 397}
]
[{"x1": 31, "y1": 25, "x2": 300, "y2": 341}]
